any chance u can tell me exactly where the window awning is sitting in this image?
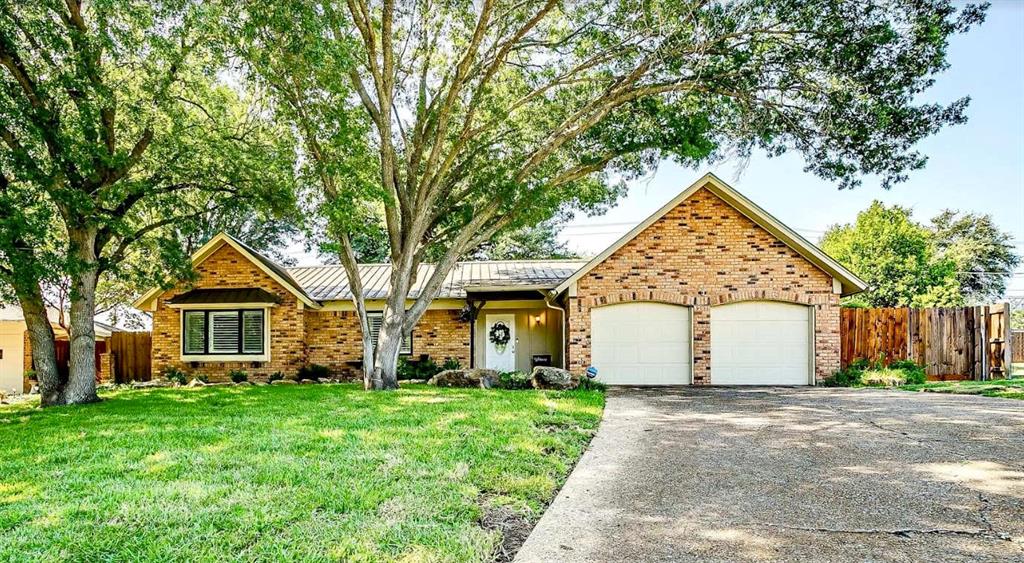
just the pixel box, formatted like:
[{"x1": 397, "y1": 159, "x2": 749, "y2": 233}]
[{"x1": 166, "y1": 288, "x2": 282, "y2": 305}]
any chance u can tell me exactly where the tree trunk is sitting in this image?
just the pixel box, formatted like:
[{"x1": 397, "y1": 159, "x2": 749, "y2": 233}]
[
  {"x1": 64, "y1": 228, "x2": 100, "y2": 404},
  {"x1": 16, "y1": 284, "x2": 62, "y2": 406},
  {"x1": 373, "y1": 308, "x2": 405, "y2": 390}
]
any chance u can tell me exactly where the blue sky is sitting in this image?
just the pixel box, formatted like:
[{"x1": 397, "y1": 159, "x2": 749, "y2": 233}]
[{"x1": 558, "y1": 1, "x2": 1024, "y2": 297}]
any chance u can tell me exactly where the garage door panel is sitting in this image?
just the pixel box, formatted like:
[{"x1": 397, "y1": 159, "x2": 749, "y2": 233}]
[
  {"x1": 591, "y1": 303, "x2": 691, "y2": 386},
  {"x1": 711, "y1": 301, "x2": 811, "y2": 386}
]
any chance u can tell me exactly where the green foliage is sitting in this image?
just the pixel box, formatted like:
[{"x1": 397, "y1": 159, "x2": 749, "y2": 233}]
[
  {"x1": 1012, "y1": 309, "x2": 1024, "y2": 331},
  {"x1": 821, "y1": 202, "x2": 962, "y2": 307},
  {"x1": 577, "y1": 376, "x2": 608, "y2": 392},
  {"x1": 497, "y1": 371, "x2": 532, "y2": 390},
  {"x1": 228, "y1": 370, "x2": 248, "y2": 384},
  {"x1": 397, "y1": 357, "x2": 443, "y2": 381},
  {"x1": 886, "y1": 360, "x2": 927, "y2": 385},
  {"x1": 0, "y1": 384, "x2": 605, "y2": 560},
  {"x1": 295, "y1": 364, "x2": 330, "y2": 381},
  {"x1": 24, "y1": 370, "x2": 36, "y2": 382},
  {"x1": 192, "y1": 373, "x2": 210, "y2": 384},
  {"x1": 268, "y1": 371, "x2": 285, "y2": 382},
  {"x1": 161, "y1": 367, "x2": 187, "y2": 386},
  {"x1": 823, "y1": 202, "x2": 1018, "y2": 307},
  {"x1": 931, "y1": 210, "x2": 1021, "y2": 302},
  {"x1": 823, "y1": 358, "x2": 927, "y2": 387},
  {"x1": 440, "y1": 357, "x2": 462, "y2": 371},
  {"x1": 900, "y1": 378, "x2": 1024, "y2": 400}
]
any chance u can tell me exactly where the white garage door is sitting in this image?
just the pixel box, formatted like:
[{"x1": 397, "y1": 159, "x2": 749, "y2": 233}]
[
  {"x1": 591, "y1": 303, "x2": 691, "y2": 385},
  {"x1": 711, "y1": 301, "x2": 811, "y2": 385}
]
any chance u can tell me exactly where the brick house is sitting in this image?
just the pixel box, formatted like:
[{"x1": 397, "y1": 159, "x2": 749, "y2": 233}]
[{"x1": 133, "y1": 173, "x2": 866, "y2": 386}]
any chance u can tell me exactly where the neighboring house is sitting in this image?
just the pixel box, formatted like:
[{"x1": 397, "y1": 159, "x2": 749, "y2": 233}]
[
  {"x1": 134, "y1": 173, "x2": 866, "y2": 386},
  {"x1": 0, "y1": 306, "x2": 115, "y2": 395}
]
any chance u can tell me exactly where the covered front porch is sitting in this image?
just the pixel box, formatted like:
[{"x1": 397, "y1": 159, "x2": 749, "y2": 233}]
[{"x1": 466, "y1": 292, "x2": 566, "y2": 373}]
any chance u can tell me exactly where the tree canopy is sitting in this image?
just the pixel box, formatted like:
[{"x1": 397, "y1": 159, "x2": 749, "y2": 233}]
[
  {"x1": 235, "y1": 0, "x2": 987, "y2": 388},
  {"x1": 821, "y1": 201, "x2": 1018, "y2": 308},
  {"x1": 0, "y1": 0, "x2": 297, "y2": 404}
]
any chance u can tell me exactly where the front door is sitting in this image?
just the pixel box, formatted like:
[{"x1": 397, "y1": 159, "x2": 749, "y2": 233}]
[{"x1": 485, "y1": 314, "x2": 516, "y2": 372}]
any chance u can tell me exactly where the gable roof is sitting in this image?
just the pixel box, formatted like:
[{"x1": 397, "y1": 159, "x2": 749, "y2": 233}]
[
  {"x1": 288, "y1": 260, "x2": 587, "y2": 301},
  {"x1": 132, "y1": 233, "x2": 319, "y2": 310},
  {"x1": 553, "y1": 173, "x2": 868, "y2": 296}
]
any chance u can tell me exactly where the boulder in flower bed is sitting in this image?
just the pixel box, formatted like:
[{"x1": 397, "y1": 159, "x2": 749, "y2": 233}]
[
  {"x1": 271, "y1": 379, "x2": 298, "y2": 385},
  {"x1": 429, "y1": 369, "x2": 500, "y2": 389},
  {"x1": 530, "y1": 366, "x2": 578, "y2": 390}
]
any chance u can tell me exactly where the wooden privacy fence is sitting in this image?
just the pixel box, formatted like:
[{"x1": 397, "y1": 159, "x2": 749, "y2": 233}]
[
  {"x1": 108, "y1": 331, "x2": 152, "y2": 383},
  {"x1": 840, "y1": 304, "x2": 1011, "y2": 381},
  {"x1": 1013, "y1": 330, "x2": 1024, "y2": 365}
]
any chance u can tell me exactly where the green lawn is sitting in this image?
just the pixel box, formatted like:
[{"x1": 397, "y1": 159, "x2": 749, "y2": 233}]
[
  {"x1": 900, "y1": 378, "x2": 1024, "y2": 400},
  {"x1": 0, "y1": 384, "x2": 604, "y2": 562}
]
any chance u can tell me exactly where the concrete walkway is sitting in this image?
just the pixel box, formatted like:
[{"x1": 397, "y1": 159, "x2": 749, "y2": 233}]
[{"x1": 515, "y1": 387, "x2": 1024, "y2": 562}]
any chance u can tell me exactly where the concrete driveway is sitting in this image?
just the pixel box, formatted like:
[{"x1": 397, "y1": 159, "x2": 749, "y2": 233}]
[{"x1": 515, "y1": 387, "x2": 1024, "y2": 562}]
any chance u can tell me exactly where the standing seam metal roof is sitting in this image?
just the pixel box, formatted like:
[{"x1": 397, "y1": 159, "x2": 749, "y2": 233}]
[{"x1": 287, "y1": 260, "x2": 587, "y2": 301}]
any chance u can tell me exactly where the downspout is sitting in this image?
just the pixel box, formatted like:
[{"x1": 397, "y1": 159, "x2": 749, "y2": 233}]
[{"x1": 542, "y1": 290, "x2": 567, "y2": 369}]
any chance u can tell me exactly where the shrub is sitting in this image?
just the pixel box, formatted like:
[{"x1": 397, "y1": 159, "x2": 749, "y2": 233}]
[
  {"x1": 577, "y1": 376, "x2": 608, "y2": 392},
  {"x1": 161, "y1": 366, "x2": 187, "y2": 385},
  {"x1": 823, "y1": 358, "x2": 927, "y2": 387},
  {"x1": 821, "y1": 366, "x2": 863, "y2": 387},
  {"x1": 228, "y1": 369, "x2": 248, "y2": 383},
  {"x1": 192, "y1": 373, "x2": 209, "y2": 384},
  {"x1": 887, "y1": 359, "x2": 927, "y2": 385},
  {"x1": 397, "y1": 356, "x2": 443, "y2": 380},
  {"x1": 24, "y1": 370, "x2": 37, "y2": 381},
  {"x1": 497, "y1": 371, "x2": 532, "y2": 390},
  {"x1": 441, "y1": 357, "x2": 462, "y2": 371},
  {"x1": 296, "y1": 364, "x2": 330, "y2": 381},
  {"x1": 268, "y1": 371, "x2": 285, "y2": 382}
]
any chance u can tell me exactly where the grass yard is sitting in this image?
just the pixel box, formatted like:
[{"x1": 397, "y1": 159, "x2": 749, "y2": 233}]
[
  {"x1": 900, "y1": 378, "x2": 1024, "y2": 400},
  {"x1": 0, "y1": 384, "x2": 604, "y2": 562}
]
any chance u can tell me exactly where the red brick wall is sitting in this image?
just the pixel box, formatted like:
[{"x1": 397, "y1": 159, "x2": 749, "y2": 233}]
[
  {"x1": 305, "y1": 308, "x2": 471, "y2": 379},
  {"x1": 151, "y1": 243, "x2": 306, "y2": 382},
  {"x1": 568, "y1": 187, "x2": 840, "y2": 383}
]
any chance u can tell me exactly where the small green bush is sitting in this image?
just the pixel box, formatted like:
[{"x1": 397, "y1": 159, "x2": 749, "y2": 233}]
[
  {"x1": 296, "y1": 364, "x2": 330, "y2": 381},
  {"x1": 441, "y1": 357, "x2": 462, "y2": 371},
  {"x1": 497, "y1": 371, "x2": 532, "y2": 390},
  {"x1": 161, "y1": 366, "x2": 187, "y2": 385},
  {"x1": 268, "y1": 371, "x2": 284, "y2": 382},
  {"x1": 397, "y1": 357, "x2": 443, "y2": 380},
  {"x1": 823, "y1": 358, "x2": 927, "y2": 387},
  {"x1": 228, "y1": 369, "x2": 248, "y2": 384},
  {"x1": 24, "y1": 370, "x2": 37, "y2": 381},
  {"x1": 887, "y1": 359, "x2": 927, "y2": 385},
  {"x1": 577, "y1": 376, "x2": 608, "y2": 392}
]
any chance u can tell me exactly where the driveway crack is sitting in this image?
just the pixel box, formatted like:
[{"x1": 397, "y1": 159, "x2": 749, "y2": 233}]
[{"x1": 740, "y1": 521, "x2": 1013, "y2": 542}]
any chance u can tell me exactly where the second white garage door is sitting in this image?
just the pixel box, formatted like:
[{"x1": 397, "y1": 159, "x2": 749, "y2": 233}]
[
  {"x1": 591, "y1": 303, "x2": 691, "y2": 385},
  {"x1": 711, "y1": 301, "x2": 812, "y2": 385}
]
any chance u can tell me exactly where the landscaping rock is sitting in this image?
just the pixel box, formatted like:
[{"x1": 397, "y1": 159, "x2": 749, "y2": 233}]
[
  {"x1": 132, "y1": 380, "x2": 173, "y2": 389},
  {"x1": 299, "y1": 379, "x2": 318, "y2": 384},
  {"x1": 271, "y1": 379, "x2": 298, "y2": 385},
  {"x1": 429, "y1": 369, "x2": 500, "y2": 389},
  {"x1": 186, "y1": 379, "x2": 206, "y2": 388},
  {"x1": 530, "y1": 366, "x2": 578, "y2": 390}
]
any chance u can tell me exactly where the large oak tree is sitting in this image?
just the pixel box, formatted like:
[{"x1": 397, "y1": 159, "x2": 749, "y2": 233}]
[
  {"x1": 0, "y1": 0, "x2": 295, "y2": 405},
  {"x1": 240, "y1": 0, "x2": 984, "y2": 389}
]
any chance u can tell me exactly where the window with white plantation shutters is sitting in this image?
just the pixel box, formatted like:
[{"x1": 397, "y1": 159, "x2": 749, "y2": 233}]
[
  {"x1": 242, "y1": 310, "x2": 264, "y2": 354},
  {"x1": 181, "y1": 308, "x2": 267, "y2": 357},
  {"x1": 184, "y1": 311, "x2": 206, "y2": 354},
  {"x1": 367, "y1": 312, "x2": 412, "y2": 355},
  {"x1": 209, "y1": 311, "x2": 241, "y2": 353}
]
